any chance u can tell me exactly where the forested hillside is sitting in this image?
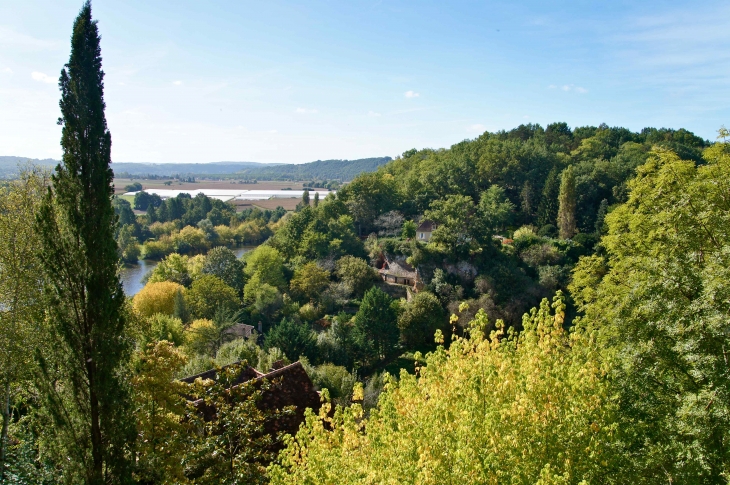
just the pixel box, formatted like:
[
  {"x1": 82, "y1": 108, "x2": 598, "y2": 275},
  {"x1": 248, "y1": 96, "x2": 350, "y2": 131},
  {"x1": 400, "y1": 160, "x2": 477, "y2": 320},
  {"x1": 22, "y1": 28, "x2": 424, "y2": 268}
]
[{"x1": 270, "y1": 134, "x2": 730, "y2": 484}]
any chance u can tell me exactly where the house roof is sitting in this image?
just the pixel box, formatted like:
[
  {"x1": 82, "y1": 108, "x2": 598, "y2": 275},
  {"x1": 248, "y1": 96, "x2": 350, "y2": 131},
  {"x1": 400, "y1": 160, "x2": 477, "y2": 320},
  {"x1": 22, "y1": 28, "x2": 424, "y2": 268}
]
[
  {"x1": 417, "y1": 220, "x2": 436, "y2": 232},
  {"x1": 379, "y1": 259, "x2": 417, "y2": 278},
  {"x1": 181, "y1": 361, "x2": 321, "y2": 435}
]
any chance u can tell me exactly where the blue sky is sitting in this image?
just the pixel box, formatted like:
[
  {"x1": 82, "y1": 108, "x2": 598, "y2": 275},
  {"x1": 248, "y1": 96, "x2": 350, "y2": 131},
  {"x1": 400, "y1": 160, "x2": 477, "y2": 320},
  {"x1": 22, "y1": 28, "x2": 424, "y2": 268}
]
[{"x1": 1, "y1": 0, "x2": 728, "y2": 163}]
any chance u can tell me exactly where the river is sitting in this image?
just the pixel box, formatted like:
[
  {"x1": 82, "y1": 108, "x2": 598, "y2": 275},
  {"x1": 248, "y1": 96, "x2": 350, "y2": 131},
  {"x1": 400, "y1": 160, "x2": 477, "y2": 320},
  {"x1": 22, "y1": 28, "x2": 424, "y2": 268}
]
[{"x1": 119, "y1": 246, "x2": 257, "y2": 296}]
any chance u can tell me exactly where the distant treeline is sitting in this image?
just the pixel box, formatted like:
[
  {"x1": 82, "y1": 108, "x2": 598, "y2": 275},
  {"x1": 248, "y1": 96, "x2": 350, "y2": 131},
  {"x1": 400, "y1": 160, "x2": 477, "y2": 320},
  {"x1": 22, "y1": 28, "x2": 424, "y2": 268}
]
[{"x1": 113, "y1": 157, "x2": 393, "y2": 181}]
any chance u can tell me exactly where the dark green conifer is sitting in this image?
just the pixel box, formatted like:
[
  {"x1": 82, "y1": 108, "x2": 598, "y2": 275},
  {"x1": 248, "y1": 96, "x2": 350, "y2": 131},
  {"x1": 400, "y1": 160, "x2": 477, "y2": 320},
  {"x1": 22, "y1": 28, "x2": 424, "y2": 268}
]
[
  {"x1": 537, "y1": 166, "x2": 560, "y2": 227},
  {"x1": 36, "y1": 2, "x2": 134, "y2": 483}
]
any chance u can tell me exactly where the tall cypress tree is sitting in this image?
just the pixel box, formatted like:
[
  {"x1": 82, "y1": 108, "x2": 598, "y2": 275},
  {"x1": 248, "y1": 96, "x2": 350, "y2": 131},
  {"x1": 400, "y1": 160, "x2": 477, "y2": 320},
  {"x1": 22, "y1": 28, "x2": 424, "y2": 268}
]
[
  {"x1": 537, "y1": 166, "x2": 560, "y2": 227},
  {"x1": 557, "y1": 165, "x2": 577, "y2": 239},
  {"x1": 36, "y1": 2, "x2": 133, "y2": 483}
]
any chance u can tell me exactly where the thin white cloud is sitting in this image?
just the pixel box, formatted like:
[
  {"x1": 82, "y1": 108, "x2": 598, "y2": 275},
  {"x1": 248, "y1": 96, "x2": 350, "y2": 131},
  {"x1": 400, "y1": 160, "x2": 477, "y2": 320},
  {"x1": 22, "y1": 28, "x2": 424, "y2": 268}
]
[
  {"x1": 404, "y1": 90, "x2": 420, "y2": 98},
  {"x1": 31, "y1": 71, "x2": 55, "y2": 84},
  {"x1": 173, "y1": 80, "x2": 182, "y2": 85},
  {"x1": 0, "y1": 27, "x2": 59, "y2": 50},
  {"x1": 468, "y1": 123, "x2": 486, "y2": 133},
  {"x1": 295, "y1": 107, "x2": 318, "y2": 114},
  {"x1": 555, "y1": 84, "x2": 588, "y2": 94},
  {"x1": 1, "y1": 67, "x2": 12, "y2": 74},
  {"x1": 368, "y1": 110, "x2": 381, "y2": 117}
]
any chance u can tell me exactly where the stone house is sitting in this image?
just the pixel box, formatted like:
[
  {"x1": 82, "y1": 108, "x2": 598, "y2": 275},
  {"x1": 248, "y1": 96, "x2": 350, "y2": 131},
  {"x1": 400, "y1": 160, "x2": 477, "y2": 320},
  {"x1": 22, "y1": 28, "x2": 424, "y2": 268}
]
[{"x1": 416, "y1": 220, "x2": 437, "y2": 241}]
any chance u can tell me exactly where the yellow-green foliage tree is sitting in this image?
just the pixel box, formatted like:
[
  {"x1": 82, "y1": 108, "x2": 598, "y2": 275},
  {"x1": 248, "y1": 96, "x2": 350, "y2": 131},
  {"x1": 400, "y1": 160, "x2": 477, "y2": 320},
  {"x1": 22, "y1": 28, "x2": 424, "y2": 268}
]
[
  {"x1": 147, "y1": 253, "x2": 193, "y2": 287},
  {"x1": 184, "y1": 318, "x2": 215, "y2": 355},
  {"x1": 570, "y1": 143, "x2": 730, "y2": 481},
  {"x1": 270, "y1": 294, "x2": 624, "y2": 484},
  {"x1": 0, "y1": 167, "x2": 47, "y2": 477},
  {"x1": 290, "y1": 262, "x2": 330, "y2": 302},
  {"x1": 185, "y1": 275, "x2": 239, "y2": 320},
  {"x1": 133, "y1": 281, "x2": 184, "y2": 317},
  {"x1": 244, "y1": 246, "x2": 286, "y2": 289},
  {"x1": 132, "y1": 341, "x2": 189, "y2": 484}
]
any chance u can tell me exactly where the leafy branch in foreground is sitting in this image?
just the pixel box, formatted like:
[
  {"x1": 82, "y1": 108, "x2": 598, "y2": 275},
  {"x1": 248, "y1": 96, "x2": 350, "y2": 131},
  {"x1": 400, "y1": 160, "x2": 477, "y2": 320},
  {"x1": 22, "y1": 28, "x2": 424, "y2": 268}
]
[{"x1": 270, "y1": 293, "x2": 624, "y2": 484}]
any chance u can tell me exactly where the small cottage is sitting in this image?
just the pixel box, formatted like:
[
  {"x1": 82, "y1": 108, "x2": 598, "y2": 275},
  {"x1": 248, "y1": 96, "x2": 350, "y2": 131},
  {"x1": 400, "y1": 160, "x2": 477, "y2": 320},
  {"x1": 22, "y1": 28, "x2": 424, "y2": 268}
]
[
  {"x1": 224, "y1": 323, "x2": 255, "y2": 339},
  {"x1": 379, "y1": 259, "x2": 421, "y2": 288},
  {"x1": 416, "y1": 220, "x2": 437, "y2": 241}
]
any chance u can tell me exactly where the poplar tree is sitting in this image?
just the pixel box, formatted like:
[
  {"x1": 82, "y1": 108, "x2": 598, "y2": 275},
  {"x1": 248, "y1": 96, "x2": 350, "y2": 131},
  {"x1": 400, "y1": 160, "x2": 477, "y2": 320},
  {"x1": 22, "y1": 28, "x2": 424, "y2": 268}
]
[
  {"x1": 556, "y1": 165, "x2": 577, "y2": 239},
  {"x1": 36, "y1": 2, "x2": 134, "y2": 483}
]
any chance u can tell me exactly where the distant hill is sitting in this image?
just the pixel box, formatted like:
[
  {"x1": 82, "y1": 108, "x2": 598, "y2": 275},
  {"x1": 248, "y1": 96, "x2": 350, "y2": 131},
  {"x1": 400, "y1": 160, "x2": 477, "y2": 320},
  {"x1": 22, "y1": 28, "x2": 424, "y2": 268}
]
[
  {"x1": 231, "y1": 157, "x2": 393, "y2": 181},
  {"x1": 0, "y1": 156, "x2": 392, "y2": 181},
  {"x1": 111, "y1": 161, "x2": 277, "y2": 177},
  {"x1": 0, "y1": 156, "x2": 58, "y2": 178}
]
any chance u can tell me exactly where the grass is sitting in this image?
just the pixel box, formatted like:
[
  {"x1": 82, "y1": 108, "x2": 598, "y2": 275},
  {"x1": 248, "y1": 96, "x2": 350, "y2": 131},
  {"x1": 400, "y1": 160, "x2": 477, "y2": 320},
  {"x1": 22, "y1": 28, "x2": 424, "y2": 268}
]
[{"x1": 117, "y1": 194, "x2": 135, "y2": 204}]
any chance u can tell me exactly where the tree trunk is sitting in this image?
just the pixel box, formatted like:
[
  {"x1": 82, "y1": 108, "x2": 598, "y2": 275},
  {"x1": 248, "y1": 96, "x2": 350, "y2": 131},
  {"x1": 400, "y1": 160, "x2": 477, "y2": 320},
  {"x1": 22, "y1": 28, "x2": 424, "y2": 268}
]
[{"x1": 0, "y1": 379, "x2": 10, "y2": 481}]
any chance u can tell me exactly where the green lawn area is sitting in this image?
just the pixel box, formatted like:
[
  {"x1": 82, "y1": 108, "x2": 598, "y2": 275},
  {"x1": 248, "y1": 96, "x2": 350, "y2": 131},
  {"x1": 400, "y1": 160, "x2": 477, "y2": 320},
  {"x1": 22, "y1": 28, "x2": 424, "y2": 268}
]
[{"x1": 117, "y1": 194, "x2": 135, "y2": 205}]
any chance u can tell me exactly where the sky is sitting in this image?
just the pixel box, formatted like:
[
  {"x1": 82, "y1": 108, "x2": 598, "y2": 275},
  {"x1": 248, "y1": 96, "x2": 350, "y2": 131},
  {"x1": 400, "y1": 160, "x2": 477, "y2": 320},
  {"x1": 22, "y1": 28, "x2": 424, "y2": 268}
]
[{"x1": 1, "y1": 0, "x2": 728, "y2": 164}]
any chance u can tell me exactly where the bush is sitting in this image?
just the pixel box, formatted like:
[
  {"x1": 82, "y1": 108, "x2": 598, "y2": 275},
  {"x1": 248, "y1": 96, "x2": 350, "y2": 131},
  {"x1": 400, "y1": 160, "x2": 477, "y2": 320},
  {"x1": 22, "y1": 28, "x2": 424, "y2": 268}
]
[{"x1": 537, "y1": 224, "x2": 557, "y2": 238}]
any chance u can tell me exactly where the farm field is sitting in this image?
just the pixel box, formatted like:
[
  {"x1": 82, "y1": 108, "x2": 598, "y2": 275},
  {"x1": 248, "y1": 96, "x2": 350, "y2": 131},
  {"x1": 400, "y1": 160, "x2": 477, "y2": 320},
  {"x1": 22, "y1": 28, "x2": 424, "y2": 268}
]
[
  {"x1": 113, "y1": 178, "x2": 308, "y2": 195},
  {"x1": 234, "y1": 197, "x2": 299, "y2": 211}
]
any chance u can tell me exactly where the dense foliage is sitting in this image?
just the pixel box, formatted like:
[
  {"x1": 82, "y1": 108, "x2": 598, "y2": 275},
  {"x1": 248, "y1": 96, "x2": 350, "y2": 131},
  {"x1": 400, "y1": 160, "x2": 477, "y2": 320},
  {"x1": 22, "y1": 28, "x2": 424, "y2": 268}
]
[
  {"x1": 570, "y1": 142, "x2": 730, "y2": 481},
  {"x1": 4, "y1": 5, "x2": 729, "y2": 481},
  {"x1": 270, "y1": 294, "x2": 624, "y2": 484}
]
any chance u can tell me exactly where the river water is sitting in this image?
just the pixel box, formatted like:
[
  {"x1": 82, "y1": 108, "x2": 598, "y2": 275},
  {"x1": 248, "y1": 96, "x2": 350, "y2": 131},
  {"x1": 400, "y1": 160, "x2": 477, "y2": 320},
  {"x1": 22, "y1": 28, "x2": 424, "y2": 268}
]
[{"x1": 119, "y1": 246, "x2": 257, "y2": 296}]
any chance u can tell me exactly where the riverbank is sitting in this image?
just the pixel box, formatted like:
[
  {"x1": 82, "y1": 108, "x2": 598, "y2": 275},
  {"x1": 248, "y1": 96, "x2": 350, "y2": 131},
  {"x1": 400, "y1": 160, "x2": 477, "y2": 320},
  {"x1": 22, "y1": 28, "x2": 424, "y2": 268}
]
[{"x1": 120, "y1": 245, "x2": 257, "y2": 296}]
